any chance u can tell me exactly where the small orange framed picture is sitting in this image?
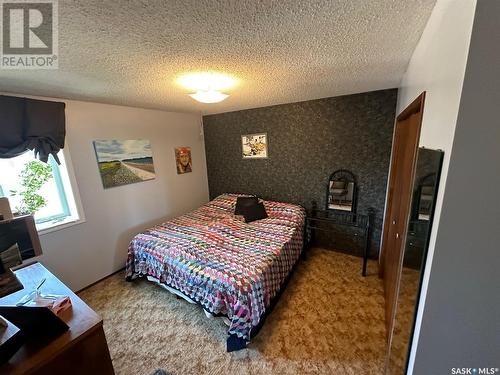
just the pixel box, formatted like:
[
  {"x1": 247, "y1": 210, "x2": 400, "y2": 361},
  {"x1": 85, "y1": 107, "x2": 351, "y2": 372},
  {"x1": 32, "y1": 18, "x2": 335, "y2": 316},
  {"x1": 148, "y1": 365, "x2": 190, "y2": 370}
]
[{"x1": 175, "y1": 147, "x2": 192, "y2": 174}]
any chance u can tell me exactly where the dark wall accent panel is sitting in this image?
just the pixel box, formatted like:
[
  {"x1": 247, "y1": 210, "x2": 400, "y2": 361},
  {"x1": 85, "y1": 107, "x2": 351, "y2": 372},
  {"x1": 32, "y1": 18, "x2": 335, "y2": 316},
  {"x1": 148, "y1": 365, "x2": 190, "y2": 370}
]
[{"x1": 203, "y1": 89, "x2": 397, "y2": 255}]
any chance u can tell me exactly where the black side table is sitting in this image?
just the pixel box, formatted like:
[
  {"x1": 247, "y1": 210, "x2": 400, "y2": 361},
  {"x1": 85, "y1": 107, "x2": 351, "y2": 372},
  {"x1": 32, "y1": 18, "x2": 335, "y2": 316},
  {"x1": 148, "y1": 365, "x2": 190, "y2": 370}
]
[{"x1": 305, "y1": 208, "x2": 375, "y2": 276}]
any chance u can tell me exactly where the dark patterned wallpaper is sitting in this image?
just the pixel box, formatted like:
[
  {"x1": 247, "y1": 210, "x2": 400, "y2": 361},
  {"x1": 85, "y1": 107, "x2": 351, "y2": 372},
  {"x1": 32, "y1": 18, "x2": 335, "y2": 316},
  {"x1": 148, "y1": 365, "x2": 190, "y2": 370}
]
[{"x1": 203, "y1": 89, "x2": 397, "y2": 255}]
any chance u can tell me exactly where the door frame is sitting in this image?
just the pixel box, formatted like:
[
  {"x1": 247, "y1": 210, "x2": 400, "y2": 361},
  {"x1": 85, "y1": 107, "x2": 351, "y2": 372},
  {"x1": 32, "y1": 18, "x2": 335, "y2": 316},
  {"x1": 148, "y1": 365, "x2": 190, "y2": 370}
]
[
  {"x1": 379, "y1": 92, "x2": 426, "y2": 279},
  {"x1": 379, "y1": 92, "x2": 426, "y2": 353}
]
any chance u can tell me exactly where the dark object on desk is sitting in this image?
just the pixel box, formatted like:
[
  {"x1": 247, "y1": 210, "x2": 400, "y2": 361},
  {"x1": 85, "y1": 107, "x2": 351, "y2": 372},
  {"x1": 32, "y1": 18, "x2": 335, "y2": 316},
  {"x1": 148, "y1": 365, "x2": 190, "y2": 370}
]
[
  {"x1": 0, "y1": 244, "x2": 24, "y2": 298},
  {"x1": 0, "y1": 215, "x2": 42, "y2": 262},
  {"x1": 0, "y1": 215, "x2": 43, "y2": 298},
  {"x1": 327, "y1": 169, "x2": 357, "y2": 213},
  {"x1": 0, "y1": 306, "x2": 68, "y2": 339},
  {"x1": 0, "y1": 305, "x2": 69, "y2": 365},
  {"x1": 0, "y1": 214, "x2": 48, "y2": 365},
  {"x1": 0, "y1": 262, "x2": 115, "y2": 374},
  {"x1": 0, "y1": 269, "x2": 23, "y2": 299},
  {"x1": 306, "y1": 206, "x2": 374, "y2": 276}
]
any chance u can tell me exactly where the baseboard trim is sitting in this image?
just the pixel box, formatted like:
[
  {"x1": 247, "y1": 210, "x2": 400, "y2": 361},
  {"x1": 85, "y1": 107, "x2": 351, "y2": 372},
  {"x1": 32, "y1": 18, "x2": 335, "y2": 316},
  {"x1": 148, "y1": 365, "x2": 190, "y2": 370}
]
[{"x1": 76, "y1": 267, "x2": 125, "y2": 294}]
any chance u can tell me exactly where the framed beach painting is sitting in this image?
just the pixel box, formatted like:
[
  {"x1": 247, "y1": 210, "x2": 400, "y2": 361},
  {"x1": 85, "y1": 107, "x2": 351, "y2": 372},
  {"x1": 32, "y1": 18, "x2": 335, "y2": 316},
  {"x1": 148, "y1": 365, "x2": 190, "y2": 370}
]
[
  {"x1": 241, "y1": 133, "x2": 268, "y2": 159},
  {"x1": 93, "y1": 139, "x2": 155, "y2": 189}
]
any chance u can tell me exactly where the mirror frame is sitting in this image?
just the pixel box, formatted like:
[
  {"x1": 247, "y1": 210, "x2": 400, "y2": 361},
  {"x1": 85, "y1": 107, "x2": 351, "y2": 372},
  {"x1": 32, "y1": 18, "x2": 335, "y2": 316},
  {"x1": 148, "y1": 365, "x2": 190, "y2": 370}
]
[
  {"x1": 326, "y1": 169, "x2": 357, "y2": 213},
  {"x1": 403, "y1": 150, "x2": 443, "y2": 371},
  {"x1": 388, "y1": 148, "x2": 444, "y2": 374}
]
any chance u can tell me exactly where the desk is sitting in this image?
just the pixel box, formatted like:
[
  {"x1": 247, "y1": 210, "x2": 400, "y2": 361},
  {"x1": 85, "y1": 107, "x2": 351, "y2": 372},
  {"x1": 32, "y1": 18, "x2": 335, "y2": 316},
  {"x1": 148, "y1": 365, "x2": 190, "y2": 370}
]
[{"x1": 0, "y1": 262, "x2": 114, "y2": 375}]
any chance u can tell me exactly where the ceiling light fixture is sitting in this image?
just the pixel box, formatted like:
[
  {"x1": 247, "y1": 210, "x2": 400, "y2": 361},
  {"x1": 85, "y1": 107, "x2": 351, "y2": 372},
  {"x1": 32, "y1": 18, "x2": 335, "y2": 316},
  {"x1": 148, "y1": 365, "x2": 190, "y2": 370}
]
[
  {"x1": 177, "y1": 72, "x2": 238, "y2": 104},
  {"x1": 189, "y1": 89, "x2": 229, "y2": 104}
]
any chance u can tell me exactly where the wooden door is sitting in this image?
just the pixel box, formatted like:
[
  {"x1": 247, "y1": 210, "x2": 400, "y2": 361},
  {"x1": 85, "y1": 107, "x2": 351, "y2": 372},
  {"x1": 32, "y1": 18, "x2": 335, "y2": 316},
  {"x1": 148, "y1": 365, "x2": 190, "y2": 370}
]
[{"x1": 380, "y1": 93, "x2": 425, "y2": 342}]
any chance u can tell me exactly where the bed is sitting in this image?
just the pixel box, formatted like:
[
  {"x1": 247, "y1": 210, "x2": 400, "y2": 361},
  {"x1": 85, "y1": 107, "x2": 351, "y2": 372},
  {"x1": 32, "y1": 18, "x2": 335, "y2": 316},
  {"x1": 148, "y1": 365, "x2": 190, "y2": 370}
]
[{"x1": 125, "y1": 194, "x2": 305, "y2": 351}]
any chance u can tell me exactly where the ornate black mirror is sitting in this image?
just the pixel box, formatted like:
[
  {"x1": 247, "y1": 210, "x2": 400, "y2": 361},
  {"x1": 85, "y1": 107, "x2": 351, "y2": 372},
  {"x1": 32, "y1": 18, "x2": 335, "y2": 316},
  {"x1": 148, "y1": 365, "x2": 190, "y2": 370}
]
[{"x1": 326, "y1": 169, "x2": 357, "y2": 213}]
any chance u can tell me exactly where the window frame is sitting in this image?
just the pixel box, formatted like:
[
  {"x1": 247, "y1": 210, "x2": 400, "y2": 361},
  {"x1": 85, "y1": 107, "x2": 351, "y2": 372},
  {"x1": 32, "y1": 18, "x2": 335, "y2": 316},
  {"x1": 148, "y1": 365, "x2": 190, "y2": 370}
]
[
  {"x1": 36, "y1": 145, "x2": 86, "y2": 236},
  {"x1": 0, "y1": 146, "x2": 85, "y2": 235},
  {"x1": 33, "y1": 155, "x2": 71, "y2": 225}
]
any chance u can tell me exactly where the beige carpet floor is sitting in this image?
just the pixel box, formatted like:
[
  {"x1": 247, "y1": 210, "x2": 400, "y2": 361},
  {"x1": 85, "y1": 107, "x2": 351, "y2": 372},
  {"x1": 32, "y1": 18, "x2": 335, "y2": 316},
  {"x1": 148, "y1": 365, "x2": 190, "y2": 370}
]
[{"x1": 79, "y1": 248, "x2": 387, "y2": 375}]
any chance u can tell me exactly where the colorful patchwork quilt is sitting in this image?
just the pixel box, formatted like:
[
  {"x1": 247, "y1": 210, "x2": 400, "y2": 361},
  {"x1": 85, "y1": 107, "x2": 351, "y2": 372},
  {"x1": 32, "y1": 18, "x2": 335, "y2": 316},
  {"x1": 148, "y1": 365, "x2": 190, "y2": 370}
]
[{"x1": 126, "y1": 194, "x2": 305, "y2": 342}]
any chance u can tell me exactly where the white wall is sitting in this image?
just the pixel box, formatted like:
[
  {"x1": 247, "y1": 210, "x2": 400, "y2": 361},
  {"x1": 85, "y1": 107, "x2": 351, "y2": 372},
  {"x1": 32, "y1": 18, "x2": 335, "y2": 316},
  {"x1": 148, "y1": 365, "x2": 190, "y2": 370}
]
[
  {"x1": 411, "y1": 1, "x2": 500, "y2": 371},
  {"x1": 7, "y1": 95, "x2": 210, "y2": 291},
  {"x1": 395, "y1": 0, "x2": 477, "y2": 373}
]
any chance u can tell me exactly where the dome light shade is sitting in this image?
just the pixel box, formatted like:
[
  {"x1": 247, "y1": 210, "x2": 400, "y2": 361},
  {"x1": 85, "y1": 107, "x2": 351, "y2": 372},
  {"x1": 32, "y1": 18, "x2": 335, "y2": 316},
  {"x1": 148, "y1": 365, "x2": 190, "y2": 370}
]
[
  {"x1": 189, "y1": 89, "x2": 229, "y2": 103},
  {"x1": 177, "y1": 71, "x2": 237, "y2": 104}
]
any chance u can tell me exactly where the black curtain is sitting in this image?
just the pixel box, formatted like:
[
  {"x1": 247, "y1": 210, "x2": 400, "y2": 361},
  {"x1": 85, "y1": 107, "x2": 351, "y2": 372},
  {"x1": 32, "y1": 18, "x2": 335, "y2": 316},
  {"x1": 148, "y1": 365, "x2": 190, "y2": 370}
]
[{"x1": 0, "y1": 95, "x2": 66, "y2": 163}]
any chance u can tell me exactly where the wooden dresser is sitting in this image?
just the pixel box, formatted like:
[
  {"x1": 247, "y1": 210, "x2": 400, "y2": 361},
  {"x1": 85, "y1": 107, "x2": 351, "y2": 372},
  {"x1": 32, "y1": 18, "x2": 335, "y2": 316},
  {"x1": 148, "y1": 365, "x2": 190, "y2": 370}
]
[{"x1": 0, "y1": 262, "x2": 114, "y2": 375}]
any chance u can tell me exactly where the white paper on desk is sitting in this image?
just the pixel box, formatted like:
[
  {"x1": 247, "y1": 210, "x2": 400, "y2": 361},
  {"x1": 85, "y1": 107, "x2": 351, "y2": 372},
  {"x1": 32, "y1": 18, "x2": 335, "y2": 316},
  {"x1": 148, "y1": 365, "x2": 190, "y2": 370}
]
[{"x1": 21, "y1": 294, "x2": 72, "y2": 316}]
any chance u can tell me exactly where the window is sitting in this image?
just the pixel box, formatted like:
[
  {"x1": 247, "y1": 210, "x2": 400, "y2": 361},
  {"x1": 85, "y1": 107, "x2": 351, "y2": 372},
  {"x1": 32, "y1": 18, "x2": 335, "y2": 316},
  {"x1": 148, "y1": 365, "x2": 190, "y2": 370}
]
[{"x1": 0, "y1": 149, "x2": 84, "y2": 233}]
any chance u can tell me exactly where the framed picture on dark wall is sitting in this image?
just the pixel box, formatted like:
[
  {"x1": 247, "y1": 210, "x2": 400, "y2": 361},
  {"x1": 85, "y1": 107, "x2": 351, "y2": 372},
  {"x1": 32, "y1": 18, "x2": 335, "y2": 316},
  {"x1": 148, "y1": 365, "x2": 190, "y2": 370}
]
[{"x1": 241, "y1": 133, "x2": 268, "y2": 159}]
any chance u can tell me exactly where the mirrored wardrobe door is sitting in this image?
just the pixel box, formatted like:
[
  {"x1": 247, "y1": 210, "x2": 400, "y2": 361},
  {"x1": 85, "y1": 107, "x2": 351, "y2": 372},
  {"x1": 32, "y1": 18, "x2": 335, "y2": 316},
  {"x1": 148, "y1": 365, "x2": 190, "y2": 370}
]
[{"x1": 386, "y1": 147, "x2": 444, "y2": 374}]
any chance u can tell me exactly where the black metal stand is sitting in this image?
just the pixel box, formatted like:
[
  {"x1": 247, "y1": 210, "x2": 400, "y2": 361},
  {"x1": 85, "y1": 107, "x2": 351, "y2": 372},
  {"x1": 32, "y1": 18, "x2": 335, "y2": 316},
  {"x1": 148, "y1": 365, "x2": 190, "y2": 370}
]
[{"x1": 306, "y1": 207, "x2": 375, "y2": 276}]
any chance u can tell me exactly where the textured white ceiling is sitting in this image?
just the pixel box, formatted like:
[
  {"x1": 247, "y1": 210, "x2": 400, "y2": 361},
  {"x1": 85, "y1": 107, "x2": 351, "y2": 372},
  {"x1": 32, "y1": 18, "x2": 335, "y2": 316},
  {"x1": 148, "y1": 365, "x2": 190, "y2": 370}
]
[{"x1": 0, "y1": 0, "x2": 435, "y2": 115}]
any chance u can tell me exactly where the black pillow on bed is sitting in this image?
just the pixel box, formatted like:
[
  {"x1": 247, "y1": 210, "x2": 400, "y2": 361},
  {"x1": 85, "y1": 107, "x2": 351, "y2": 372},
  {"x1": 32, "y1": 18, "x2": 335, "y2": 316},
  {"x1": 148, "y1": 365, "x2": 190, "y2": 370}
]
[
  {"x1": 242, "y1": 202, "x2": 268, "y2": 223},
  {"x1": 234, "y1": 196, "x2": 259, "y2": 215}
]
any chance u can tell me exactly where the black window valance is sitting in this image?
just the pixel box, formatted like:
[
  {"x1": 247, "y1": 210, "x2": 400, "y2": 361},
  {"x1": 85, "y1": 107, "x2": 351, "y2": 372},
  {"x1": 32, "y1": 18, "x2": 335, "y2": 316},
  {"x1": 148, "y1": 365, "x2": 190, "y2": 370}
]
[{"x1": 0, "y1": 95, "x2": 66, "y2": 164}]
